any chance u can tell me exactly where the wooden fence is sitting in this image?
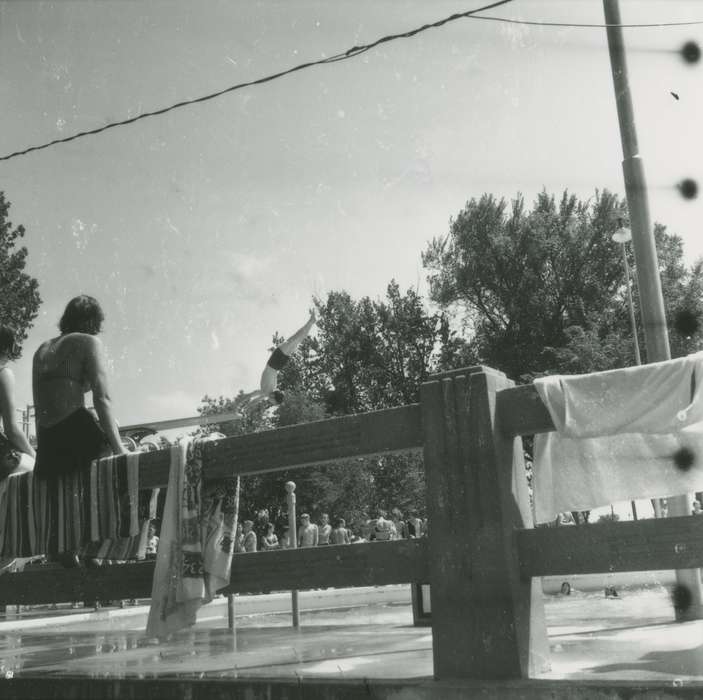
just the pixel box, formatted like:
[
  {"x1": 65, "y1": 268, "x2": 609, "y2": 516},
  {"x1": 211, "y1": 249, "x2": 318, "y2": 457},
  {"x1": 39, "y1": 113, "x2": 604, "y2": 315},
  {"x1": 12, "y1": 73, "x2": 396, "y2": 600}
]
[{"x1": 1, "y1": 364, "x2": 703, "y2": 680}]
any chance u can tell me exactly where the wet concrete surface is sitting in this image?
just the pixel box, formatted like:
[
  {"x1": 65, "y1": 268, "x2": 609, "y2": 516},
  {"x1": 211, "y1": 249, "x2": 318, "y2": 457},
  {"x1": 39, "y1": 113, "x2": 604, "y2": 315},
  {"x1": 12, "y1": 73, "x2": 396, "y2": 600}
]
[{"x1": 1, "y1": 583, "x2": 702, "y2": 682}]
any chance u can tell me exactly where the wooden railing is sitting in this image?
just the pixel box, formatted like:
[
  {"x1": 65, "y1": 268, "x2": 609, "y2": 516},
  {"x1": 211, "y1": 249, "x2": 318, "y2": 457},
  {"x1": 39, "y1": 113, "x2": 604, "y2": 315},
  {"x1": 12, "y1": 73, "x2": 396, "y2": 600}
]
[{"x1": 2, "y1": 364, "x2": 702, "y2": 681}]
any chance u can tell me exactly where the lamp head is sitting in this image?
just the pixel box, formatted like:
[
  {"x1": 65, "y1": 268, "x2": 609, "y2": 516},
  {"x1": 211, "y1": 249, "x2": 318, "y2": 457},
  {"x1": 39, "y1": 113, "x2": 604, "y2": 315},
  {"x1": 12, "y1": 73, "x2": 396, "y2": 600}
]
[{"x1": 612, "y1": 218, "x2": 632, "y2": 244}]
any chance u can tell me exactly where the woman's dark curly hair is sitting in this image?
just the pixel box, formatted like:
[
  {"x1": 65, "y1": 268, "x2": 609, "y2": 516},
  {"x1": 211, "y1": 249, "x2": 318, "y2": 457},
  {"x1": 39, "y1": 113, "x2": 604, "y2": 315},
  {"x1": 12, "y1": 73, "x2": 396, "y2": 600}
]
[
  {"x1": 0, "y1": 324, "x2": 20, "y2": 360},
  {"x1": 59, "y1": 295, "x2": 105, "y2": 335}
]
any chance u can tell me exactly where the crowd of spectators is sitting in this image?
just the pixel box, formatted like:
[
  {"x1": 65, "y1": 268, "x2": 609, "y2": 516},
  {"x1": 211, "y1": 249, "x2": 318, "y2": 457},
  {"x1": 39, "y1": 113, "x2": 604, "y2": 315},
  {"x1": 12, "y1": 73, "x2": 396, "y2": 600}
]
[{"x1": 230, "y1": 507, "x2": 428, "y2": 553}]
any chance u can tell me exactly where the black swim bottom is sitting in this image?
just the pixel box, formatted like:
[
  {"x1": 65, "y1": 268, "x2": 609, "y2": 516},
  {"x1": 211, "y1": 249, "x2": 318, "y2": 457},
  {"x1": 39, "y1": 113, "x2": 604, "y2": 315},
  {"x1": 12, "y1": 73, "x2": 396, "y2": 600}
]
[
  {"x1": 267, "y1": 347, "x2": 290, "y2": 371},
  {"x1": 35, "y1": 407, "x2": 108, "y2": 477}
]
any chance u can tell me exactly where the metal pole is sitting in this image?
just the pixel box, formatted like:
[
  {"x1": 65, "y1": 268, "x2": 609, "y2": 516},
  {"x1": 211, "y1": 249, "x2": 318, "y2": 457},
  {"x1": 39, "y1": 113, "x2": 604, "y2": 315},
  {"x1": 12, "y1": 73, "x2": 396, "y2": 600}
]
[
  {"x1": 616, "y1": 234, "x2": 642, "y2": 521},
  {"x1": 285, "y1": 481, "x2": 300, "y2": 628},
  {"x1": 620, "y1": 243, "x2": 642, "y2": 366},
  {"x1": 604, "y1": 0, "x2": 702, "y2": 620}
]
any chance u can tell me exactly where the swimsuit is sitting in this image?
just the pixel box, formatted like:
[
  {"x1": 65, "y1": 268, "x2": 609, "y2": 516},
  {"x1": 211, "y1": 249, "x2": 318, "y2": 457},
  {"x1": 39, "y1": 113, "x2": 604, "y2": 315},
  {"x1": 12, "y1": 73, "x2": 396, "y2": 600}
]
[{"x1": 267, "y1": 347, "x2": 290, "y2": 371}]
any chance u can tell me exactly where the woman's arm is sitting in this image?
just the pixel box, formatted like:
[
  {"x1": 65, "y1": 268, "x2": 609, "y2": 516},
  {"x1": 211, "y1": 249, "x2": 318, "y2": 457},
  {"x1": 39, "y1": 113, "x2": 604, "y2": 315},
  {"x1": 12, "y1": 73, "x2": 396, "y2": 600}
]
[
  {"x1": 84, "y1": 337, "x2": 127, "y2": 455},
  {"x1": 0, "y1": 369, "x2": 36, "y2": 458}
]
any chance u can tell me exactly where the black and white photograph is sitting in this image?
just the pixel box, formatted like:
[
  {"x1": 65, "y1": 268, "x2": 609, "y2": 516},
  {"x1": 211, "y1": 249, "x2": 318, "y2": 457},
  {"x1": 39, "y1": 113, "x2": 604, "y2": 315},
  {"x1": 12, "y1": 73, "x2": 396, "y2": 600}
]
[{"x1": 1, "y1": 1, "x2": 703, "y2": 697}]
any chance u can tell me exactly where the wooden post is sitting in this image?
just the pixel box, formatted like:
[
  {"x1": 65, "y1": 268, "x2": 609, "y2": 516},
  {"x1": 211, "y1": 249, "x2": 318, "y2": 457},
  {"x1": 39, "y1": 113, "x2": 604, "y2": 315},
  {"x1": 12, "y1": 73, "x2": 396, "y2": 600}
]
[
  {"x1": 227, "y1": 593, "x2": 235, "y2": 633},
  {"x1": 285, "y1": 481, "x2": 300, "y2": 628},
  {"x1": 421, "y1": 367, "x2": 549, "y2": 679}
]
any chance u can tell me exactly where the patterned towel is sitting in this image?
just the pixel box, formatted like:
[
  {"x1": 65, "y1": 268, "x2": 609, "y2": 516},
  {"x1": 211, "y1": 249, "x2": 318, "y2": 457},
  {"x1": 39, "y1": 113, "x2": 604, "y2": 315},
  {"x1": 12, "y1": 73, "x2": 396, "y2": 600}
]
[
  {"x1": 0, "y1": 451, "x2": 158, "y2": 559},
  {"x1": 146, "y1": 437, "x2": 239, "y2": 639}
]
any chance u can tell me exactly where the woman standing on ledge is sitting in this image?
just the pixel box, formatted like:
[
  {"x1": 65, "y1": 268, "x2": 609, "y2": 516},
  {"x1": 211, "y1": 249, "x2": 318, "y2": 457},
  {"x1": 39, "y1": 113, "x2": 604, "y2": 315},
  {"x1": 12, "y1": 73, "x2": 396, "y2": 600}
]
[
  {"x1": 33, "y1": 295, "x2": 127, "y2": 560},
  {"x1": 0, "y1": 324, "x2": 36, "y2": 480}
]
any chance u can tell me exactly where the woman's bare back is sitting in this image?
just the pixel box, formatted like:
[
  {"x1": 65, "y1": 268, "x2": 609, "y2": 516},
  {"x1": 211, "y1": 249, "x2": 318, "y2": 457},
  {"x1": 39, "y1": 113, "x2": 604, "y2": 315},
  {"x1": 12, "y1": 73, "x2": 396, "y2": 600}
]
[{"x1": 33, "y1": 334, "x2": 99, "y2": 427}]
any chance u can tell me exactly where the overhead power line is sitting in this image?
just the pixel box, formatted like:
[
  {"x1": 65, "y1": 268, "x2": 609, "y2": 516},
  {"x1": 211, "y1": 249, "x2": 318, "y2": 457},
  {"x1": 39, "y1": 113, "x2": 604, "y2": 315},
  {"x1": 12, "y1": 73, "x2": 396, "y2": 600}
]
[
  {"x1": 0, "y1": 0, "x2": 513, "y2": 162},
  {"x1": 2, "y1": 0, "x2": 702, "y2": 162},
  {"x1": 470, "y1": 15, "x2": 703, "y2": 29}
]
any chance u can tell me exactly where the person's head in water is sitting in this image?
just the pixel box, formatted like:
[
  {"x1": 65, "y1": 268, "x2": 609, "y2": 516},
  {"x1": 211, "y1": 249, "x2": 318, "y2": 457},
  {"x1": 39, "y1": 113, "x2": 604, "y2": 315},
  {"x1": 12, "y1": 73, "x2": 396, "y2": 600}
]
[
  {"x1": 59, "y1": 295, "x2": 104, "y2": 335},
  {"x1": 0, "y1": 324, "x2": 20, "y2": 361}
]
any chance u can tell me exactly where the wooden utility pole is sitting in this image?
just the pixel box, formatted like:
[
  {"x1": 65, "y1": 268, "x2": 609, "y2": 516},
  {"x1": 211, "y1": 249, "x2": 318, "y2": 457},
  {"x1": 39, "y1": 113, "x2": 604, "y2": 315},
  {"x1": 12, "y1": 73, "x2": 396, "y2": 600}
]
[{"x1": 603, "y1": 0, "x2": 702, "y2": 620}]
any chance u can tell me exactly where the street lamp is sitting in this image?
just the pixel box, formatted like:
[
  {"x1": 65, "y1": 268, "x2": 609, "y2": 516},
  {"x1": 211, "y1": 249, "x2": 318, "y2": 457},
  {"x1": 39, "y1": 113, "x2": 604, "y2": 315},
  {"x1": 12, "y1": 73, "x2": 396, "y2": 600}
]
[
  {"x1": 613, "y1": 221, "x2": 643, "y2": 522},
  {"x1": 612, "y1": 222, "x2": 642, "y2": 366}
]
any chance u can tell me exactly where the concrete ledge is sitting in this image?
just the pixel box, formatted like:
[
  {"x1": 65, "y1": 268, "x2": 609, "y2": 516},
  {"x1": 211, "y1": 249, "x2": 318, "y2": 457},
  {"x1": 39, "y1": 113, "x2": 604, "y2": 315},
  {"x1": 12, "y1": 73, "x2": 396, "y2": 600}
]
[{"x1": 3, "y1": 677, "x2": 703, "y2": 700}]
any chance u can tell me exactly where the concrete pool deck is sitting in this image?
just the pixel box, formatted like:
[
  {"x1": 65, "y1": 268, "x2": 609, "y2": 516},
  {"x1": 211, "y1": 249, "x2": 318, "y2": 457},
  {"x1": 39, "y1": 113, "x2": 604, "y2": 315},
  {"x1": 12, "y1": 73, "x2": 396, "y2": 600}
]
[{"x1": 1, "y1": 583, "x2": 703, "y2": 698}]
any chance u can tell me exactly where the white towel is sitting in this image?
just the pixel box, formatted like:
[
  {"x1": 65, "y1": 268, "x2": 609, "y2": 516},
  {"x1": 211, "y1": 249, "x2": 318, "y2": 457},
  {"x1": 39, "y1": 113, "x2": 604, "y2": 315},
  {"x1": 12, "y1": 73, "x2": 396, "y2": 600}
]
[{"x1": 533, "y1": 351, "x2": 703, "y2": 522}]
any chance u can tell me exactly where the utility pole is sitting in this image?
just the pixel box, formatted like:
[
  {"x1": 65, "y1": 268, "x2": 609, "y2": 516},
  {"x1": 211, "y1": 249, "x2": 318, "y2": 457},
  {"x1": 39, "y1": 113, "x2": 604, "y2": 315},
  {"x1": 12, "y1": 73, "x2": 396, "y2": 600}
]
[{"x1": 603, "y1": 0, "x2": 702, "y2": 620}]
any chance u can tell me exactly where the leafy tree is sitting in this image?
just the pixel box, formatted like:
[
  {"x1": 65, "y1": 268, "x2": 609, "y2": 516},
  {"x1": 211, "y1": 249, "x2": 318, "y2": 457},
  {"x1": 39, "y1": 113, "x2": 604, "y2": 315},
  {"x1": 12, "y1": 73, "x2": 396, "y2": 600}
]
[
  {"x1": 423, "y1": 189, "x2": 703, "y2": 380},
  {"x1": 0, "y1": 192, "x2": 41, "y2": 356},
  {"x1": 290, "y1": 282, "x2": 449, "y2": 414}
]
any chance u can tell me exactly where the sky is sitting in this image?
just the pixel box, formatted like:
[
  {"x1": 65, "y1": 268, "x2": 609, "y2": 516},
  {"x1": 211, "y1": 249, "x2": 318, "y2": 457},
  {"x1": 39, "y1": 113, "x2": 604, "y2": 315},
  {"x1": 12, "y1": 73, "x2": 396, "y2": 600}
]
[{"x1": 1, "y1": 0, "x2": 702, "y2": 430}]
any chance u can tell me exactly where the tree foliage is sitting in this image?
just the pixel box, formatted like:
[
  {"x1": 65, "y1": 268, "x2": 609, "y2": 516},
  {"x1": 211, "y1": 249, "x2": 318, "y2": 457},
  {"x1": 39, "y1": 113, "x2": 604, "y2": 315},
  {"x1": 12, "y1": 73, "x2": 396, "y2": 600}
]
[
  {"x1": 287, "y1": 281, "x2": 449, "y2": 413},
  {"x1": 195, "y1": 283, "x2": 439, "y2": 528},
  {"x1": 0, "y1": 192, "x2": 41, "y2": 357},
  {"x1": 423, "y1": 189, "x2": 703, "y2": 380}
]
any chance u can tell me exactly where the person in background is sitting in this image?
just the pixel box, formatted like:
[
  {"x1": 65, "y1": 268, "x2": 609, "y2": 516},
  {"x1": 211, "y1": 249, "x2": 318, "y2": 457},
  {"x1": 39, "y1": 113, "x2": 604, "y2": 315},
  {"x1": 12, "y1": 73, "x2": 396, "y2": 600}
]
[
  {"x1": 692, "y1": 500, "x2": 702, "y2": 516},
  {"x1": 242, "y1": 520, "x2": 257, "y2": 553},
  {"x1": 556, "y1": 512, "x2": 576, "y2": 526},
  {"x1": 371, "y1": 509, "x2": 395, "y2": 541},
  {"x1": 262, "y1": 522, "x2": 279, "y2": 550},
  {"x1": 297, "y1": 513, "x2": 318, "y2": 547},
  {"x1": 145, "y1": 521, "x2": 160, "y2": 558},
  {"x1": 330, "y1": 517, "x2": 350, "y2": 545},
  {"x1": 0, "y1": 325, "x2": 35, "y2": 480},
  {"x1": 407, "y1": 511, "x2": 423, "y2": 539},
  {"x1": 390, "y1": 508, "x2": 407, "y2": 539},
  {"x1": 318, "y1": 513, "x2": 331, "y2": 545},
  {"x1": 233, "y1": 523, "x2": 245, "y2": 553},
  {"x1": 279, "y1": 525, "x2": 291, "y2": 549},
  {"x1": 253, "y1": 508, "x2": 270, "y2": 550}
]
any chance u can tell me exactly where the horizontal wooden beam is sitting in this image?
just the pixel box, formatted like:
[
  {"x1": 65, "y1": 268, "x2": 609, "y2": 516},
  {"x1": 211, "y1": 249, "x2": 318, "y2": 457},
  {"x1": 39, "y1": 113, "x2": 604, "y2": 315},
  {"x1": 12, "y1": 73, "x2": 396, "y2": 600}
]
[
  {"x1": 225, "y1": 538, "x2": 429, "y2": 594},
  {"x1": 517, "y1": 515, "x2": 703, "y2": 578},
  {"x1": 136, "y1": 403, "x2": 423, "y2": 488},
  {"x1": 0, "y1": 560, "x2": 156, "y2": 605},
  {"x1": 496, "y1": 384, "x2": 555, "y2": 437},
  {"x1": 0, "y1": 539, "x2": 429, "y2": 605}
]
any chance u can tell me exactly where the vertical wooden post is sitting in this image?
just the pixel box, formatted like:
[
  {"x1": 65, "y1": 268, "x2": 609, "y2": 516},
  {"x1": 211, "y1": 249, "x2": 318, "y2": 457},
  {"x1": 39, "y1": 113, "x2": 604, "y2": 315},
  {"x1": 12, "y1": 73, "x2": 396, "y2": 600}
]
[
  {"x1": 285, "y1": 481, "x2": 300, "y2": 628},
  {"x1": 227, "y1": 593, "x2": 235, "y2": 632},
  {"x1": 421, "y1": 367, "x2": 549, "y2": 679}
]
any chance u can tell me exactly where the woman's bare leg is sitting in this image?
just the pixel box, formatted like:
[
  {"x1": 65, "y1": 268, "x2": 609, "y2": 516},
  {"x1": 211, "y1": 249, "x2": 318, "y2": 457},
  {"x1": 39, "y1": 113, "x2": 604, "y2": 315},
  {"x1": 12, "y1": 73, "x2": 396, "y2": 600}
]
[{"x1": 278, "y1": 310, "x2": 316, "y2": 356}]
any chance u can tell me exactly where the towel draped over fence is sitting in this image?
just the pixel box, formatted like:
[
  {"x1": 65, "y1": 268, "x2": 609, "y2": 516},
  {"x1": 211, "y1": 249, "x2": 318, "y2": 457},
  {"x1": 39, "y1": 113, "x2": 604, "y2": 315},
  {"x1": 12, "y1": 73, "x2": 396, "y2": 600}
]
[
  {"x1": 0, "y1": 452, "x2": 157, "y2": 560},
  {"x1": 533, "y1": 351, "x2": 703, "y2": 522},
  {"x1": 146, "y1": 437, "x2": 239, "y2": 639}
]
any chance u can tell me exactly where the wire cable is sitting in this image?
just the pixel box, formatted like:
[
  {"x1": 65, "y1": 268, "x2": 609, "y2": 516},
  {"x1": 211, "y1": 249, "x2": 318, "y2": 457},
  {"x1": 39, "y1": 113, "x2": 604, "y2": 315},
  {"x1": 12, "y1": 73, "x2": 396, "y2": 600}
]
[
  {"x1": 470, "y1": 15, "x2": 703, "y2": 29},
  {"x1": 0, "y1": 0, "x2": 513, "y2": 162},
  {"x1": 3, "y1": 1, "x2": 702, "y2": 162}
]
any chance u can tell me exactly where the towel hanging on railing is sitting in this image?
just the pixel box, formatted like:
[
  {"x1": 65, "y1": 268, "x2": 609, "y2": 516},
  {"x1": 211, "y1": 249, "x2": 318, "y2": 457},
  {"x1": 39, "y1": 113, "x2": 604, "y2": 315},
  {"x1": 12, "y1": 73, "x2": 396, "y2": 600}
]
[
  {"x1": 533, "y1": 351, "x2": 703, "y2": 523},
  {"x1": 146, "y1": 436, "x2": 239, "y2": 640}
]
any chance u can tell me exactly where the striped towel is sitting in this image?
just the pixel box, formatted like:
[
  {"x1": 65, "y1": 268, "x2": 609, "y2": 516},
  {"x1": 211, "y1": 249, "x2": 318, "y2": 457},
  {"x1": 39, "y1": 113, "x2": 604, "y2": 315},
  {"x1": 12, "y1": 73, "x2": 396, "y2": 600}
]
[
  {"x1": 0, "y1": 472, "x2": 36, "y2": 558},
  {"x1": 146, "y1": 437, "x2": 239, "y2": 639},
  {"x1": 0, "y1": 451, "x2": 160, "y2": 560}
]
